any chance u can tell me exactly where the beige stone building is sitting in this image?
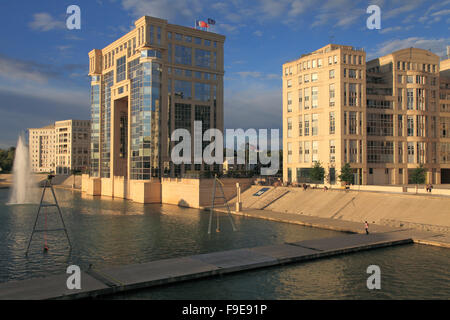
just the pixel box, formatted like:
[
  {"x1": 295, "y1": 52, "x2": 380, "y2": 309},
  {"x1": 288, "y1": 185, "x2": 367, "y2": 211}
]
[
  {"x1": 283, "y1": 44, "x2": 450, "y2": 185},
  {"x1": 85, "y1": 16, "x2": 225, "y2": 201},
  {"x1": 29, "y1": 120, "x2": 91, "y2": 174}
]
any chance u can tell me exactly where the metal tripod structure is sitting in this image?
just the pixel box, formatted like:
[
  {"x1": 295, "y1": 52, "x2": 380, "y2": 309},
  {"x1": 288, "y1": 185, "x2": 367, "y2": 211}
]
[
  {"x1": 25, "y1": 177, "x2": 72, "y2": 256},
  {"x1": 208, "y1": 175, "x2": 237, "y2": 234}
]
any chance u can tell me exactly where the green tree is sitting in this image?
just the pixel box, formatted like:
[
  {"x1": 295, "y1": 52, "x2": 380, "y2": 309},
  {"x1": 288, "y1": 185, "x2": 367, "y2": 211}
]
[
  {"x1": 310, "y1": 161, "x2": 325, "y2": 184},
  {"x1": 338, "y1": 163, "x2": 353, "y2": 185},
  {"x1": 0, "y1": 147, "x2": 15, "y2": 172},
  {"x1": 410, "y1": 164, "x2": 426, "y2": 193}
]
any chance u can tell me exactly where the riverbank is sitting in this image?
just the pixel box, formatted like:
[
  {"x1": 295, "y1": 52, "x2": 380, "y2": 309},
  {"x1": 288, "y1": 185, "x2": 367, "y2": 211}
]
[{"x1": 0, "y1": 230, "x2": 414, "y2": 299}]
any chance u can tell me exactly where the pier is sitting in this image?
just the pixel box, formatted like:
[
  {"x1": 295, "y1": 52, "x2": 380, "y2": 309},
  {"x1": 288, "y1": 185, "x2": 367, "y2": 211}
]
[{"x1": 0, "y1": 230, "x2": 414, "y2": 300}]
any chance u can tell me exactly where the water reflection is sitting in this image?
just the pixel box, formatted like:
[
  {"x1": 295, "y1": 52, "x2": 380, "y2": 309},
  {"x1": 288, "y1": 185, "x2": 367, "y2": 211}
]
[{"x1": 0, "y1": 189, "x2": 343, "y2": 283}]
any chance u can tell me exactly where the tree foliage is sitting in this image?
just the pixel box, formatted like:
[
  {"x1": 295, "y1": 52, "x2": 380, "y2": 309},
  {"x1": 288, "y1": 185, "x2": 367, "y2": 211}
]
[
  {"x1": 338, "y1": 163, "x2": 353, "y2": 184},
  {"x1": 410, "y1": 164, "x2": 426, "y2": 185},
  {"x1": 310, "y1": 161, "x2": 325, "y2": 183},
  {"x1": 0, "y1": 147, "x2": 15, "y2": 172}
]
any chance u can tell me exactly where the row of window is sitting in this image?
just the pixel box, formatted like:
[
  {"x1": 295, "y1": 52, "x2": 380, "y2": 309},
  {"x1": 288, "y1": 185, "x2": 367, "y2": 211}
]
[
  {"x1": 168, "y1": 67, "x2": 218, "y2": 80},
  {"x1": 396, "y1": 61, "x2": 437, "y2": 73},
  {"x1": 397, "y1": 74, "x2": 437, "y2": 85},
  {"x1": 168, "y1": 32, "x2": 217, "y2": 48},
  {"x1": 287, "y1": 140, "x2": 450, "y2": 165}
]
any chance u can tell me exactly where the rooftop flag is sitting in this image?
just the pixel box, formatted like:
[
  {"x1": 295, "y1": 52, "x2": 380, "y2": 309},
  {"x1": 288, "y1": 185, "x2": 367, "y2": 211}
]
[
  {"x1": 207, "y1": 18, "x2": 216, "y2": 25},
  {"x1": 195, "y1": 20, "x2": 209, "y2": 28}
]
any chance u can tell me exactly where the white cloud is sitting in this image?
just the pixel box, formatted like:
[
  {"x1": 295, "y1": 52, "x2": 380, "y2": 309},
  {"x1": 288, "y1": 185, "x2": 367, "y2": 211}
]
[
  {"x1": 29, "y1": 12, "x2": 65, "y2": 31},
  {"x1": 384, "y1": 0, "x2": 425, "y2": 19},
  {"x1": 253, "y1": 30, "x2": 263, "y2": 37},
  {"x1": 370, "y1": 37, "x2": 450, "y2": 59},
  {"x1": 379, "y1": 25, "x2": 413, "y2": 34}
]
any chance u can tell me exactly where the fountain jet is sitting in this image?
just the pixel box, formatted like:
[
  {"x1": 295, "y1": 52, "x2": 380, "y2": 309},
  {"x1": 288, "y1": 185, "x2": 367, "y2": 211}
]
[{"x1": 8, "y1": 133, "x2": 38, "y2": 204}]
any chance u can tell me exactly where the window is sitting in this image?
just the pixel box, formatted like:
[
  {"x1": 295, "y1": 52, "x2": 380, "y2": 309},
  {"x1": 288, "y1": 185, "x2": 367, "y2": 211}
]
[
  {"x1": 329, "y1": 112, "x2": 335, "y2": 134},
  {"x1": 312, "y1": 87, "x2": 318, "y2": 108},
  {"x1": 298, "y1": 89, "x2": 302, "y2": 104},
  {"x1": 407, "y1": 142, "x2": 414, "y2": 163},
  {"x1": 116, "y1": 56, "x2": 126, "y2": 82},
  {"x1": 175, "y1": 45, "x2": 192, "y2": 65},
  {"x1": 304, "y1": 74, "x2": 310, "y2": 83},
  {"x1": 329, "y1": 69, "x2": 335, "y2": 79},
  {"x1": 333, "y1": 55, "x2": 337, "y2": 64},
  {"x1": 175, "y1": 33, "x2": 183, "y2": 41},
  {"x1": 298, "y1": 116, "x2": 302, "y2": 136},
  {"x1": 195, "y1": 49, "x2": 211, "y2": 68},
  {"x1": 349, "y1": 140, "x2": 358, "y2": 162},
  {"x1": 194, "y1": 82, "x2": 210, "y2": 101},
  {"x1": 367, "y1": 113, "x2": 393, "y2": 136},
  {"x1": 349, "y1": 69, "x2": 356, "y2": 78},
  {"x1": 329, "y1": 140, "x2": 335, "y2": 162},
  {"x1": 298, "y1": 142, "x2": 303, "y2": 162},
  {"x1": 304, "y1": 88, "x2": 310, "y2": 109},
  {"x1": 328, "y1": 56, "x2": 332, "y2": 65},
  {"x1": 441, "y1": 117, "x2": 450, "y2": 138},
  {"x1": 312, "y1": 114, "x2": 318, "y2": 136},
  {"x1": 312, "y1": 141, "x2": 319, "y2": 162},
  {"x1": 349, "y1": 83, "x2": 357, "y2": 106},
  {"x1": 287, "y1": 92, "x2": 293, "y2": 112},
  {"x1": 312, "y1": 60, "x2": 317, "y2": 68},
  {"x1": 407, "y1": 116, "x2": 414, "y2": 136},
  {"x1": 329, "y1": 84, "x2": 335, "y2": 106},
  {"x1": 195, "y1": 37, "x2": 202, "y2": 45},
  {"x1": 174, "y1": 80, "x2": 192, "y2": 99},
  {"x1": 287, "y1": 143, "x2": 292, "y2": 163},
  {"x1": 349, "y1": 112, "x2": 357, "y2": 134},
  {"x1": 287, "y1": 118, "x2": 293, "y2": 138},
  {"x1": 398, "y1": 115, "x2": 403, "y2": 136},
  {"x1": 367, "y1": 141, "x2": 394, "y2": 163},
  {"x1": 287, "y1": 79, "x2": 292, "y2": 88},
  {"x1": 304, "y1": 115, "x2": 310, "y2": 136},
  {"x1": 407, "y1": 89, "x2": 414, "y2": 110},
  {"x1": 298, "y1": 76, "x2": 302, "y2": 84},
  {"x1": 318, "y1": 59, "x2": 322, "y2": 67},
  {"x1": 311, "y1": 73, "x2": 318, "y2": 82},
  {"x1": 304, "y1": 142, "x2": 310, "y2": 162}
]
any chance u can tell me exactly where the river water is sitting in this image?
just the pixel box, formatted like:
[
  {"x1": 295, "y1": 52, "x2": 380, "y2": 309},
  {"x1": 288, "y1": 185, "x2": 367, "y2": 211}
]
[{"x1": 0, "y1": 188, "x2": 448, "y2": 299}]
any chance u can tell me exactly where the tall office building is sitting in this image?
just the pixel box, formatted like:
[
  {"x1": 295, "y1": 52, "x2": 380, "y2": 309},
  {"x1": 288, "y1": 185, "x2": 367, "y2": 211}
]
[
  {"x1": 29, "y1": 120, "x2": 91, "y2": 174},
  {"x1": 283, "y1": 44, "x2": 450, "y2": 185},
  {"x1": 87, "y1": 16, "x2": 225, "y2": 198}
]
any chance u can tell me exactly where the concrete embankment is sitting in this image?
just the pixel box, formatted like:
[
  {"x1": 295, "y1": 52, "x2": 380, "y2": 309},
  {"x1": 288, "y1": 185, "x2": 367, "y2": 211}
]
[
  {"x1": 234, "y1": 186, "x2": 450, "y2": 231},
  {"x1": 0, "y1": 231, "x2": 413, "y2": 300}
]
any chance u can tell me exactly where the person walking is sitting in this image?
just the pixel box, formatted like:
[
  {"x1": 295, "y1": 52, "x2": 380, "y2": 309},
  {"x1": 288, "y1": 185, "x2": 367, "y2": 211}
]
[{"x1": 364, "y1": 221, "x2": 369, "y2": 235}]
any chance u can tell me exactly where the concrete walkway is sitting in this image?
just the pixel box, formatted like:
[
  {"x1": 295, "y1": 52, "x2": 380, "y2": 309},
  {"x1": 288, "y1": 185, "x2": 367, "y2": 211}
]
[
  {"x1": 0, "y1": 231, "x2": 414, "y2": 300},
  {"x1": 227, "y1": 208, "x2": 450, "y2": 248}
]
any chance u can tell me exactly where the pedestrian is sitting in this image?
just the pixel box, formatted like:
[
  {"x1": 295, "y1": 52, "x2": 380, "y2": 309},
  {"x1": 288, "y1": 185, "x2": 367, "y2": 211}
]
[
  {"x1": 364, "y1": 221, "x2": 369, "y2": 235},
  {"x1": 429, "y1": 184, "x2": 433, "y2": 193}
]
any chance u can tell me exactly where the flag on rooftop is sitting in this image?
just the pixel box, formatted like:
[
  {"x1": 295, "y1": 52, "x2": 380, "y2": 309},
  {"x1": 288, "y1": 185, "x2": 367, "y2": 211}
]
[
  {"x1": 195, "y1": 20, "x2": 209, "y2": 28},
  {"x1": 207, "y1": 18, "x2": 216, "y2": 25}
]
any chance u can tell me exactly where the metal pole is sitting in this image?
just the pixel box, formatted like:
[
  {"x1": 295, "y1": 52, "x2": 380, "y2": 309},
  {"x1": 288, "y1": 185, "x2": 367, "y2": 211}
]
[
  {"x1": 25, "y1": 180, "x2": 47, "y2": 256},
  {"x1": 49, "y1": 182, "x2": 72, "y2": 250}
]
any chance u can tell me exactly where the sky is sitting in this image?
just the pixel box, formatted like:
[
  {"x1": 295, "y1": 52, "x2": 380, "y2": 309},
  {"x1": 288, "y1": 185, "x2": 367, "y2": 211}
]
[{"x1": 0, "y1": 0, "x2": 449, "y2": 148}]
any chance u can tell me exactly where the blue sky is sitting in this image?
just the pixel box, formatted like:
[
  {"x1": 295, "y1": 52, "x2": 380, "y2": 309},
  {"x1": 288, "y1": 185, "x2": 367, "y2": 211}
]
[{"x1": 0, "y1": 0, "x2": 449, "y2": 148}]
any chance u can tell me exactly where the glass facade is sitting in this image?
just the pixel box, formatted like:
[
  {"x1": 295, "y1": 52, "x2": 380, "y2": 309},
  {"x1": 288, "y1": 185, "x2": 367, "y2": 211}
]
[
  {"x1": 175, "y1": 45, "x2": 192, "y2": 65},
  {"x1": 101, "y1": 71, "x2": 114, "y2": 178},
  {"x1": 195, "y1": 49, "x2": 211, "y2": 68},
  {"x1": 129, "y1": 58, "x2": 162, "y2": 179},
  {"x1": 195, "y1": 82, "x2": 211, "y2": 101},
  {"x1": 90, "y1": 84, "x2": 100, "y2": 177}
]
